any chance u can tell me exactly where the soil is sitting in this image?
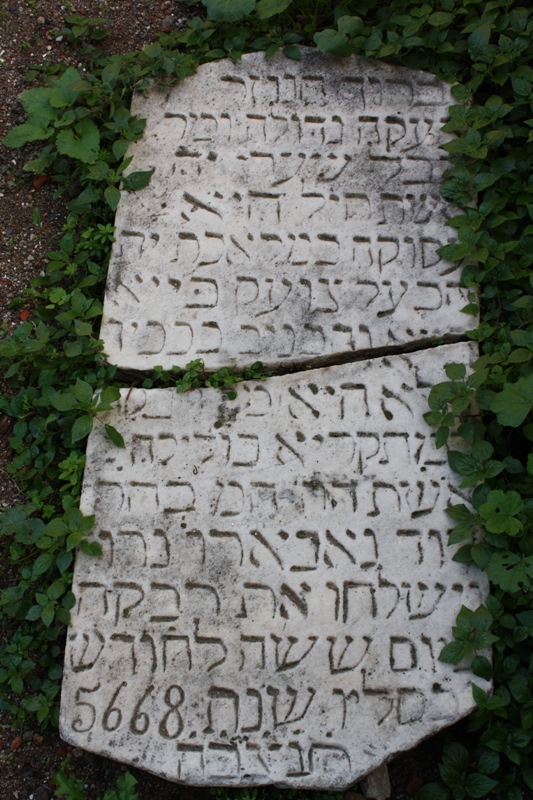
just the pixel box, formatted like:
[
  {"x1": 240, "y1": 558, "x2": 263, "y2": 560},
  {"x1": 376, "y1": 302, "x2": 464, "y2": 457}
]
[{"x1": 0, "y1": 3, "x2": 470, "y2": 799}]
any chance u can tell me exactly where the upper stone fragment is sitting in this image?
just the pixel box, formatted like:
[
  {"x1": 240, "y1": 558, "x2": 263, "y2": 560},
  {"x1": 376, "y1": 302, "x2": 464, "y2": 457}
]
[{"x1": 100, "y1": 49, "x2": 468, "y2": 371}]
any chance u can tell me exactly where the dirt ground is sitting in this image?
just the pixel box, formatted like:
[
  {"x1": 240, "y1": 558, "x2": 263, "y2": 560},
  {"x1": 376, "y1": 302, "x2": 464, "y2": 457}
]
[{"x1": 0, "y1": 2, "x2": 470, "y2": 798}]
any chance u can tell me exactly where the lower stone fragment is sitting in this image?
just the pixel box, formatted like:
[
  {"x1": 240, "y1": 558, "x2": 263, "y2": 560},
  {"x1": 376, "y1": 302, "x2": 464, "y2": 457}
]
[{"x1": 60, "y1": 342, "x2": 489, "y2": 788}]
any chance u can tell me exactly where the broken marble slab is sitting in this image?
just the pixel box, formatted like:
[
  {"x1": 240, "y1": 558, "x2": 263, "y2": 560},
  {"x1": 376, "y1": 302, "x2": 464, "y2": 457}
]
[
  {"x1": 60, "y1": 341, "x2": 489, "y2": 788},
  {"x1": 99, "y1": 49, "x2": 469, "y2": 372}
]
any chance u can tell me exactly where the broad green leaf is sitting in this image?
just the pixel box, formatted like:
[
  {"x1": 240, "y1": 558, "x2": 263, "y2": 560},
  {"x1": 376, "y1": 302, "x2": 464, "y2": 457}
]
[
  {"x1": 50, "y1": 392, "x2": 78, "y2": 412},
  {"x1": 65, "y1": 340, "x2": 83, "y2": 358},
  {"x1": 202, "y1": 0, "x2": 256, "y2": 21},
  {"x1": 471, "y1": 440, "x2": 493, "y2": 461},
  {"x1": 471, "y1": 542, "x2": 492, "y2": 570},
  {"x1": 41, "y1": 606, "x2": 55, "y2": 627},
  {"x1": 337, "y1": 15, "x2": 364, "y2": 35},
  {"x1": 314, "y1": 29, "x2": 352, "y2": 57},
  {"x1": 490, "y1": 375, "x2": 533, "y2": 427},
  {"x1": 487, "y1": 552, "x2": 530, "y2": 593},
  {"x1": 448, "y1": 523, "x2": 473, "y2": 544},
  {"x1": 123, "y1": 168, "x2": 155, "y2": 192},
  {"x1": 44, "y1": 519, "x2": 69, "y2": 538},
  {"x1": 439, "y1": 641, "x2": 466, "y2": 663},
  {"x1": 480, "y1": 490, "x2": 524, "y2": 535},
  {"x1": 283, "y1": 44, "x2": 301, "y2": 60},
  {"x1": 76, "y1": 513, "x2": 95, "y2": 534},
  {"x1": 101, "y1": 60, "x2": 121, "y2": 86},
  {"x1": 477, "y1": 750, "x2": 499, "y2": 774},
  {"x1": 448, "y1": 451, "x2": 480, "y2": 477},
  {"x1": 473, "y1": 173, "x2": 498, "y2": 191},
  {"x1": 468, "y1": 22, "x2": 492, "y2": 54},
  {"x1": 91, "y1": 28, "x2": 109, "y2": 41},
  {"x1": 66, "y1": 185, "x2": 101, "y2": 214},
  {"x1": 414, "y1": 783, "x2": 449, "y2": 800},
  {"x1": 471, "y1": 605, "x2": 492, "y2": 631},
  {"x1": 105, "y1": 424, "x2": 126, "y2": 449},
  {"x1": 86, "y1": 160, "x2": 111, "y2": 181},
  {"x1": 105, "y1": 185, "x2": 121, "y2": 211},
  {"x1": 19, "y1": 87, "x2": 54, "y2": 122},
  {"x1": 47, "y1": 581, "x2": 65, "y2": 600},
  {"x1": 99, "y1": 385, "x2": 121, "y2": 405},
  {"x1": 23, "y1": 144, "x2": 55, "y2": 173},
  {"x1": 442, "y1": 741, "x2": 470, "y2": 773},
  {"x1": 445, "y1": 363, "x2": 466, "y2": 380},
  {"x1": 66, "y1": 532, "x2": 82, "y2": 552},
  {"x1": 509, "y1": 669, "x2": 530, "y2": 703},
  {"x1": 472, "y1": 656, "x2": 493, "y2": 681},
  {"x1": 465, "y1": 774, "x2": 498, "y2": 798},
  {"x1": 21, "y1": 697, "x2": 41, "y2": 713},
  {"x1": 256, "y1": 0, "x2": 292, "y2": 19},
  {"x1": 143, "y1": 43, "x2": 162, "y2": 59},
  {"x1": 512, "y1": 77, "x2": 532, "y2": 97},
  {"x1": 4, "y1": 120, "x2": 52, "y2": 147},
  {"x1": 26, "y1": 605, "x2": 43, "y2": 621},
  {"x1": 112, "y1": 139, "x2": 130, "y2": 160},
  {"x1": 56, "y1": 551, "x2": 73, "y2": 573},
  {"x1": 74, "y1": 319, "x2": 92, "y2": 337},
  {"x1": 447, "y1": 504, "x2": 475, "y2": 522},
  {"x1": 79, "y1": 540, "x2": 103, "y2": 556},
  {"x1": 5, "y1": 362, "x2": 20, "y2": 378},
  {"x1": 49, "y1": 67, "x2": 81, "y2": 108},
  {"x1": 435, "y1": 426, "x2": 450, "y2": 448},
  {"x1": 56, "y1": 119, "x2": 100, "y2": 164},
  {"x1": 428, "y1": 11, "x2": 454, "y2": 26},
  {"x1": 71, "y1": 415, "x2": 94, "y2": 444},
  {"x1": 32, "y1": 552, "x2": 54, "y2": 578},
  {"x1": 455, "y1": 604, "x2": 474, "y2": 632},
  {"x1": 439, "y1": 242, "x2": 470, "y2": 261},
  {"x1": 72, "y1": 378, "x2": 93, "y2": 405}
]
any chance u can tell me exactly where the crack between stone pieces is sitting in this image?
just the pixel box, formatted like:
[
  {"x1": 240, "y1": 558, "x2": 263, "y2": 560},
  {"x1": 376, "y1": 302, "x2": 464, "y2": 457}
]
[{"x1": 110, "y1": 333, "x2": 472, "y2": 386}]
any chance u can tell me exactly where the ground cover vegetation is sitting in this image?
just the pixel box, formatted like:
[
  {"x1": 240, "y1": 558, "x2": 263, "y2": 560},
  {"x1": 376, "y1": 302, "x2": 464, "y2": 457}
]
[{"x1": 1, "y1": 0, "x2": 532, "y2": 797}]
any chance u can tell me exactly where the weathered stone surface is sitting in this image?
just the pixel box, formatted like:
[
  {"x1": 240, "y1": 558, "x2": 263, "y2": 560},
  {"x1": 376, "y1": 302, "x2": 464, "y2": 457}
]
[
  {"x1": 60, "y1": 342, "x2": 488, "y2": 787},
  {"x1": 100, "y1": 49, "x2": 468, "y2": 371}
]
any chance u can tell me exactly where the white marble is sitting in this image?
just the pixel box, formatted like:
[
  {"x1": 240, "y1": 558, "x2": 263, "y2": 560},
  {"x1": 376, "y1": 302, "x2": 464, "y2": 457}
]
[
  {"x1": 99, "y1": 49, "x2": 469, "y2": 371},
  {"x1": 60, "y1": 342, "x2": 489, "y2": 788}
]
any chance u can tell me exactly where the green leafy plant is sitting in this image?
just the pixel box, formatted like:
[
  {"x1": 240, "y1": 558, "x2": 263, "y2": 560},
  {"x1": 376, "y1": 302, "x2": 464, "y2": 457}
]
[
  {"x1": 146, "y1": 358, "x2": 269, "y2": 395},
  {"x1": 54, "y1": 760, "x2": 139, "y2": 800}
]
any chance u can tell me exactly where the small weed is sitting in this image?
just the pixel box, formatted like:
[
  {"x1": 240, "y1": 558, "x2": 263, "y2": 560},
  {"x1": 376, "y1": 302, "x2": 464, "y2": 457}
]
[{"x1": 54, "y1": 760, "x2": 139, "y2": 800}]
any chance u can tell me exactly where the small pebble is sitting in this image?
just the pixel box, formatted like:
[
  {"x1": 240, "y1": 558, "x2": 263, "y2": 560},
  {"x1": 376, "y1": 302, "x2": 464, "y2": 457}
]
[
  {"x1": 36, "y1": 15, "x2": 45, "y2": 24},
  {"x1": 10, "y1": 736, "x2": 22, "y2": 751},
  {"x1": 161, "y1": 14, "x2": 173, "y2": 31},
  {"x1": 23, "y1": 730, "x2": 34, "y2": 741},
  {"x1": 71, "y1": 747, "x2": 84, "y2": 759},
  {"x1": 406, "y1": 774, "x2": 423, "y2": 796}
]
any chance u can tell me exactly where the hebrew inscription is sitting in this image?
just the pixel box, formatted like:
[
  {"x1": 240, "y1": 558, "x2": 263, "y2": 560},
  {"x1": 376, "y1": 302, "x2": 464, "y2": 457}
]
[
  {"x1": 60, "y1": 343, "x2": 489, "y2": 787},
  {"x1": 99, "y1": 49, "x2": 469, "y2": 371}
]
